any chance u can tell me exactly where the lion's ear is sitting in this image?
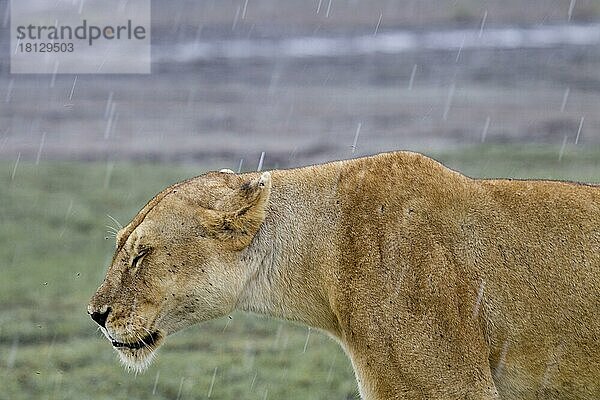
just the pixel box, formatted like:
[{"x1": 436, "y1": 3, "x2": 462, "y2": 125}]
[{"x1": 200, "y1": 172, "x2": 272, "y2": 249}]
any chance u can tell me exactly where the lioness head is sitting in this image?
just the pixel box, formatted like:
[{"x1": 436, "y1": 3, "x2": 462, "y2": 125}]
[{"x1": 88, "y1": 171, "x2": 271, "y2": 371}]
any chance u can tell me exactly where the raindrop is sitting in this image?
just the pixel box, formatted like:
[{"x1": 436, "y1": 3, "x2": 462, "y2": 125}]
[
  {"x1": 351, "y1": 123, "x2": 362, "y2": 155},
  {"x1": 222, "y1": 316, "x2": 231, "y2": 332},
  {"x1": 456, "y1": 34, "x2": 466, "y2": 62},
  {"x1": 540, "y1": 344, "x2": 563, "y2": 389},
  {"x1": 11, "y1": 152, "x2": 21, "y2": 181},
  {"x1": 110, "y1": 1, "x2": 126, "y2": 14},
  {"x1": 232, "y1": 6, "x2": 241, "y2": 30},
  {"x1": 237, "y1": 158, "x2": 244, "y2": 173},
  {"x1": 281, "y1": 365, "x2": 289, "y2": 381},
  {"x1": 326, "y1": 353, "x2": 337, "y2": 383},
  {"x1": 242, "y1": 0, "x2": 249, "y2": 19},
  {"x1": 104, "y1": 102, "x2": 117, "y2": 139},
  {"x1": 408, "y1": 64, "x2": 417, "y2": 90},
  {"x1": 46, "y1": 333, "x2": 57, "y2": 361},
  {"x1": 373, "y1": 12, "x2": 382, "y2": 36},
  {"x1": 494, "y1": 340, "x2": 510, "y2": 378},
  {"x1": 176, "y1": 377, "x2": 184, "y2": 400},
  {"x1": 481, "y1": 117, "x2": 491, "y2": 142},
  {"x1": 244, "y1": 342, "x2": 256, "y2": 370},
  {"x1": 50, "y1": 61, "x2": 59, "y2": 88},
  {"x1": 207, "y1": 367, "x2": 218, "y2": 397},
  {"x1": 273, "y1": 324, "x2": 283, "y2": 349},
  {"x1": 0, "y1": 133, "x2": 8, "y2": 152},
  {"x1": 284, "y1": 103, "x2": 295, "y2": 129},
  {"x1": 51, "y1": 373, "x2": 63, "y2": 398},
  {"x1": 560, "y1": 87, "x2": 570, "y2": 112},
  {"x1": 472, "y1": 280, "x2": 485, "y2": 318},
  {"x1": 478, "y1": 10, "x2": 488, "y2": 38},
  {"x1": 316, "y1": 0, "x2": 323, "y2": 14},
  {"x1": 104, "y1": 92, "x2": 114, "y2": 119},
  {"x1": 59, "y1": 199, "x2": 73, "y2": 238},
  {"x1": 7, "y1": 337, "x2": 19, "y2": 368},
  {"x1": 249, "y1": 371, "x2": 258, "y2": 390},
  {"x1": 568, "y1": 0, "x2": 576, "y2": 21},
  {"x1": 325, "y1": 0, "x2": 333, "y2": 18},
  {"x1": 443, "y1": 82, "x2": 456, "y2": 121},
  {"x1": 96, "y1": 56, "x2": 108, "y2": 73},
  {"x1": 13, "y1": 37, "x2": 22, "y2": 56},
  {"x1": 35, "y1": 132, "x2": 46, "y2": 165},
  {"x1": 257, "y1": 151, "x2": 265, "y2": 171},
  {"x1": 289, "y1": 147, "x2": 298, "y2": 164},
  {"x1": 303, "y1": 328, "x2": 311, "y2": 353},
  {"x1": 575, "y1": 116, "x2": 584, "y2": 144},
  {"x1": 152, "y1": 370, "x2": 160, "y2": 395},
  {"x1": 104, "y1": 161, "x2": 115, "y2": 189},
  {"x1": 68, "y1": 75, "x2": 78, "y2": 101},
  {"x1": 558, "y1": 135, "x2": 568, "y2": 161}
]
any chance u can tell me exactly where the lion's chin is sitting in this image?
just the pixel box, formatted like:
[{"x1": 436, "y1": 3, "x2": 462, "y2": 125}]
[
  {"x1": 111, "y1": 332, "x2": 164, "y2": 373},
  {"x1": 116, "y1": 345, "x2": 159, "y2": 373}
]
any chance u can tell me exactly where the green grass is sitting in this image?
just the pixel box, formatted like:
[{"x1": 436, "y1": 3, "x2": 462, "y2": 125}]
[{"x1": 0, "y1": 145, "x2": 599, "y2": 400}]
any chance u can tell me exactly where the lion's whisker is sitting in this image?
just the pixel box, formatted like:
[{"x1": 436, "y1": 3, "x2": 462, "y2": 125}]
[{"x1": 106, "y1": 213, "x2": 123, "y2": 229}]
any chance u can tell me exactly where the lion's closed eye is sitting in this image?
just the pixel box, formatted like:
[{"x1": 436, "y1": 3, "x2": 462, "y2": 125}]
[{"x1": 131, "y1": 249, "x2": 150, "y2": 269}]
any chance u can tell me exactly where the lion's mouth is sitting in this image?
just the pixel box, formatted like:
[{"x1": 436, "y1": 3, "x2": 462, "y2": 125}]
[{"x1": 111, "y1": 331, "x2": 160, "y2": 350}]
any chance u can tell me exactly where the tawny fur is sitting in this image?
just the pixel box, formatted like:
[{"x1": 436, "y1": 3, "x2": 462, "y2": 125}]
[{"x1": 89, "y1": 151, "x2": 600, "y2": 399}]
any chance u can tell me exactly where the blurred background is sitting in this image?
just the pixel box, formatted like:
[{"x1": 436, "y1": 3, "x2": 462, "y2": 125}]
[{"x1": 1, "y1": 0, "x2": 599, "y2": 399}]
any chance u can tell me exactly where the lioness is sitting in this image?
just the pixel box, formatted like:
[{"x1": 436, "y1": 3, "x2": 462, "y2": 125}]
[{"x1": 88, "y1": 151, "x2": 600, "y2": 399}]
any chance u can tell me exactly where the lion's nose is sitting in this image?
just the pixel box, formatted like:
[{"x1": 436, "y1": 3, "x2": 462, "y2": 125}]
[{"x1": 89, "y1": 307, "x2": 111, "y2": 328}]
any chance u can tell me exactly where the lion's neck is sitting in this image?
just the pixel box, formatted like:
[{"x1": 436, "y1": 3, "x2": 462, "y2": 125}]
[{"x1": 235, "y1": 167, "x2": 342, "y2": 337}]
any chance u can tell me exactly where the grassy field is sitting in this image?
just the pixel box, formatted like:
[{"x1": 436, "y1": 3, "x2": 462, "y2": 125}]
[{"x1": 1, "y1": 145, "x2": 599, "y2": 400}]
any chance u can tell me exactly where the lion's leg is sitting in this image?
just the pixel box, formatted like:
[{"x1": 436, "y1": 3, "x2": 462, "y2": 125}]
[
  {"x1": 334, "y1": 238, "x2": 501, "y2": 399},
  {"x1": 336, "y1": 273, "x2": 500, "y2": 399},
  {"x1": 343, "y1": 333, "x2": 500, "y2": 400}
]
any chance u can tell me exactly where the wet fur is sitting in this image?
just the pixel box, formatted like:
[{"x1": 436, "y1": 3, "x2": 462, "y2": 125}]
[{"x1": 90, "y1": 151, "x2": 600, "y2": 399}]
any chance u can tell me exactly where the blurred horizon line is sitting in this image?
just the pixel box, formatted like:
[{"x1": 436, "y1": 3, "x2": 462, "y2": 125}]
[{"x1": 157, "y1": 22, "x2": 600, "y2": 62}]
